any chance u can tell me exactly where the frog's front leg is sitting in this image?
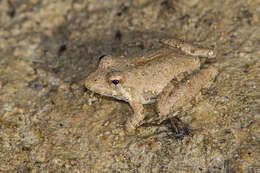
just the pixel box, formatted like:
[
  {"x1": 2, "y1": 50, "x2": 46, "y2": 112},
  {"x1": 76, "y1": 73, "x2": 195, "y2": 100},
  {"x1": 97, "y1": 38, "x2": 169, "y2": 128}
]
[
  {"x1": 125, "y1": 101, "x2": 145, "y2": 132},
  {"x1": 160, "y1": 38, "x2": 216, "y2": 58}
]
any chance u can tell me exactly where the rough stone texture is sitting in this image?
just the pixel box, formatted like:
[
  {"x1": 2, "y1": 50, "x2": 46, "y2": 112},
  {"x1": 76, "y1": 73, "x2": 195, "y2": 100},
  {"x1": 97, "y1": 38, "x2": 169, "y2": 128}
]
[{"x1": 0, "y1": 0, "x2": 259, "y2": 172}]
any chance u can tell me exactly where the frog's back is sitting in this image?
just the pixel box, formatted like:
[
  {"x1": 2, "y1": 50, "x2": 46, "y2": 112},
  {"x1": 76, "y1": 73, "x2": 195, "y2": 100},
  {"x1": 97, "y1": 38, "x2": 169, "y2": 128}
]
[{"x1": 123, "y1": 51, "x2": 201, "y2": 98}]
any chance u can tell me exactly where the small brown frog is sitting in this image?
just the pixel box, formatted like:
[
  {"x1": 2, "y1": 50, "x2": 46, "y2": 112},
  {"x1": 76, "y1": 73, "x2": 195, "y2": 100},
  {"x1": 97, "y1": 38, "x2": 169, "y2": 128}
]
[{"x1": 85, "y1": 38, "x2": 218, "y2": 132}]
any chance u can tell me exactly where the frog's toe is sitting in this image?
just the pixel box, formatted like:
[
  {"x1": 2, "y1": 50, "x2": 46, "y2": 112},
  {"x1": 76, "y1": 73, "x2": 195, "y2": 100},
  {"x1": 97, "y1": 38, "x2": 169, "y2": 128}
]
[{"x1": 125, "y1": 122, "x2": 136, "y2": 133}]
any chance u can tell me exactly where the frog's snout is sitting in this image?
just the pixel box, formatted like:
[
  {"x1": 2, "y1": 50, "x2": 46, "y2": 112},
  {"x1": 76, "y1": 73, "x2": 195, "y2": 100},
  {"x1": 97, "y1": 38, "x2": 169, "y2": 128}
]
[{"x1": 84, "y1": 76, "x2": 95, "y2": 91}]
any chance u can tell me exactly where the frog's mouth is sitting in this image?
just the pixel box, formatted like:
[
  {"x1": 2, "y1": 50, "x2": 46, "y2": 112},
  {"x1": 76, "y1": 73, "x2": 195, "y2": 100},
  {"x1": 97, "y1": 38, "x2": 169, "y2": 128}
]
[
  {"x1": 88, "y1": 88, "x2": 129, "y2": 102},
  {"x1": 102, "y1": 92, "x2": 129, "y2": 102},
  {"x1": 85, "y1": 82, "x2": 129, "y2": 103}
]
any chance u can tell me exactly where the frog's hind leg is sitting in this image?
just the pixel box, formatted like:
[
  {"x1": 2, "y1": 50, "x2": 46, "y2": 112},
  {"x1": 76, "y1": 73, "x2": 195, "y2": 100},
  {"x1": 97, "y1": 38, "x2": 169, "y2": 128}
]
[
  {"x1": 156, "y1": 66, "x2": 218, "y2": 117},
  {"x1": 160, "y1": 38, "x2": 216, "y2": 58}
]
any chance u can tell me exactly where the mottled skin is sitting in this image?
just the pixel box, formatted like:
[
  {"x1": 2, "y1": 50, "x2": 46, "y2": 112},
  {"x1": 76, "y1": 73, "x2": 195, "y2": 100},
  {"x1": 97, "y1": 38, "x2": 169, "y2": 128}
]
[{"x1": 85, "y1": 38, "x2": 218, "y2": 132}]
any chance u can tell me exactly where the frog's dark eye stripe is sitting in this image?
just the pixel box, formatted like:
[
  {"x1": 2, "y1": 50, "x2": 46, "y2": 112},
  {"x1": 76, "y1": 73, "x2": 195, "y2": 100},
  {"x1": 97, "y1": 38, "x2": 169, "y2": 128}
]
[
  {"x1": 98, "y1": 55, "x2": 107, "y2": 61},
  {"x1": 112, "y1": 80, "x2": 120, "y2": 85}
]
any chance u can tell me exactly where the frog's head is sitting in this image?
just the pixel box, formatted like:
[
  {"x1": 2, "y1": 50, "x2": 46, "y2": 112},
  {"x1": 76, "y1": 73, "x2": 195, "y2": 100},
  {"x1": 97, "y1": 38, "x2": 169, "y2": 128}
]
[{"x1": 85, "y1": 55, "x2": 130, "y2": 102}]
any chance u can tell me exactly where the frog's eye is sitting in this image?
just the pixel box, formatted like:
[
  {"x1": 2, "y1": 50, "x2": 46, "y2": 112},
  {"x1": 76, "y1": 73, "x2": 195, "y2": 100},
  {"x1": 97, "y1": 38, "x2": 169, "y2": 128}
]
[
  {"x1": 111, "y1": 79, "x2": 120, "y2": 85},
  {"x1": 109, "y1": 77, "x2": 122, "y2": 85},
  {"x1": 107, "y1": 71, "x2": 123, "y2": 85}
]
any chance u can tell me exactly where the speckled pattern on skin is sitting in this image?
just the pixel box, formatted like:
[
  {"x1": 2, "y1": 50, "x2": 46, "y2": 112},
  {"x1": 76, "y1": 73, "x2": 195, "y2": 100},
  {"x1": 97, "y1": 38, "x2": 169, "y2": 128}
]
[{"x1": 85, "y1": 38, "x2": 218, "y2": 132}]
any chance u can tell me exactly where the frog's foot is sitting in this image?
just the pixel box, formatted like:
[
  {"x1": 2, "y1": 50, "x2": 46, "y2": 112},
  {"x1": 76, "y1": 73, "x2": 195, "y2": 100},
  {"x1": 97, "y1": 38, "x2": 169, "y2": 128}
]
[
  {"x1": 125, "y1": 114, "x2": 144, "y2": 133},
  {"x1": 125, "y1": 121, "x2": 136, "y2": 132},
  {"x1": 159, "y1": 38, "x2": 216, "y2": 58}
]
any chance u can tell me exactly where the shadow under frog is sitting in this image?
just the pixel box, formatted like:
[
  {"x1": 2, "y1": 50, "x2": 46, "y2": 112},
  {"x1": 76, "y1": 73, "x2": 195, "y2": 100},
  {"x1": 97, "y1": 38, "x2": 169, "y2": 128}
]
[{"x1": 85, "y1": 38, "x2": 218, "y2": 132}]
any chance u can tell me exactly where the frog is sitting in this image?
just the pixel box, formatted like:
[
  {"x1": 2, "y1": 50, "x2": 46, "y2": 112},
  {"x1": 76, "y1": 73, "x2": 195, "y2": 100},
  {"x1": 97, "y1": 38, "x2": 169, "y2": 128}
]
[{"x1": 85, "y1": 38, "x2": 218, "y2": 132}]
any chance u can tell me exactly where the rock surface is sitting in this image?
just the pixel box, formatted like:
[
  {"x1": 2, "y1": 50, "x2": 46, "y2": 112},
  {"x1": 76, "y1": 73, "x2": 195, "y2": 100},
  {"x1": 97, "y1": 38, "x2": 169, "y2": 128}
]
[{"x1": 0, "y1": 0, "x2": 259, "y2": 172}]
